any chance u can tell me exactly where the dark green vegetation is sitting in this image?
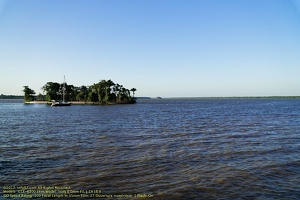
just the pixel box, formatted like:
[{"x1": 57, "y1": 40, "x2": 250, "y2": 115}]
[
  {"x1": 22, "y1": 86, "x2": 36, "y2": 102},
  {"x1": 0, "y1": 94, "x2": 24, "y2": 99},
  {"x1": 24, "y1": 79, "x2": 137, "y2": 104}
]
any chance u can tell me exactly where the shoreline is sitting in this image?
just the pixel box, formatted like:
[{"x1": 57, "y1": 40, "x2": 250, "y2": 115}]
[{"x1": 24, "y1": 100, "x2": 136, "y2": 105}]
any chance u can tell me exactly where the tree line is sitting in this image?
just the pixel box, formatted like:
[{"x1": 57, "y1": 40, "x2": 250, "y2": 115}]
[
  {"x1": 23, "y1": 79, "x2": 137, "y2": 104},
  {"x1": 0, "y1": 94, "x2": 24, "y2": 99}
]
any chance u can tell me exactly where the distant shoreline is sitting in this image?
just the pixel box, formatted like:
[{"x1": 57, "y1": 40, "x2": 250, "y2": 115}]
[
  {"x1": 0, "y1": 95, "x2": 24, "y2": 99},
  {"x1": 165, "y1": 96, "x2": 300, "y2": 99},
  {"x1": 20, "y1": 96, "x2": 300, "y2": 105}
]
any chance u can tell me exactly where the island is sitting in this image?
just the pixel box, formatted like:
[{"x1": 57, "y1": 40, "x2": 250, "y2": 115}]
[{"x1": 23, "y1": 79, "x2": 137, "y2": 105}]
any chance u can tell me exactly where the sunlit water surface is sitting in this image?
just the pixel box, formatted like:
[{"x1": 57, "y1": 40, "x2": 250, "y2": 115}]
[{"x1": 1, "y1": 98, "x2": 300, "y2": 199}]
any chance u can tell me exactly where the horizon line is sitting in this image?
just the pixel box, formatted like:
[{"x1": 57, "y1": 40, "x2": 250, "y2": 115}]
[{"x1": 1, "y1": 94, "x2": 300, "y2": 99}]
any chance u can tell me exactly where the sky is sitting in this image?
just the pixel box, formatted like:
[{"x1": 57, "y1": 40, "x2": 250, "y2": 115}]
[{"x1": 1, "y1": 0, "x2": 300, "y2": 97}]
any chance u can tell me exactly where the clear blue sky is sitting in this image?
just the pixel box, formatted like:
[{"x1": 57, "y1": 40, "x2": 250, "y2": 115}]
[{"x1": 1, "y1": 0, "x2": 300, "y2": 97}]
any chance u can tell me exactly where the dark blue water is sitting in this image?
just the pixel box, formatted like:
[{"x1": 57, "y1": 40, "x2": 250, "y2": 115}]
[{"x1": 1, "y1": 98, "x2": 300, "y2": 199}]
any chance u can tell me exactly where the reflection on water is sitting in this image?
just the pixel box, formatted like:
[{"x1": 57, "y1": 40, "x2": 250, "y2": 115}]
[{"x1": 1, "y1": 98, "x2": 300, "y2": 199}]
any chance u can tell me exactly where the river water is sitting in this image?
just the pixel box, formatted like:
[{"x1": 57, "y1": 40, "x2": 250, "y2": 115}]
[{"x1": 1, "y1": 98, "x2": 300, "y2": 199}]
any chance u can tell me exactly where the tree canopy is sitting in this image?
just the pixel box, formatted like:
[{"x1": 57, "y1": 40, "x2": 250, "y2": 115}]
[
  {"x1": 41, "y1": 79, "x2": 136, "y2": 104},
  {"x1": 23, "y1": 86, "x2": 35, "y2": 102}
]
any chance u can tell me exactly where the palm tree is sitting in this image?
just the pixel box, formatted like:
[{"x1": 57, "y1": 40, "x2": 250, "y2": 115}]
[
  {"x1": 130, "y1": 88, "x2": 137, "y2": 98},
  {"x1": 88, "y1": 84, "x2": 99, "y2": 103}
]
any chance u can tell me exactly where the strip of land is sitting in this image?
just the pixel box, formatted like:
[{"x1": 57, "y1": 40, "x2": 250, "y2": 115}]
[{"x1": 24, "y1": 100, "x2": 135, "y2": 105}]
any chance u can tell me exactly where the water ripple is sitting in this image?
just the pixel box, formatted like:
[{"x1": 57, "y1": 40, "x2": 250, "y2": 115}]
[{"x1": 1, "y1": 99, "x2": 300, "y2": 199}]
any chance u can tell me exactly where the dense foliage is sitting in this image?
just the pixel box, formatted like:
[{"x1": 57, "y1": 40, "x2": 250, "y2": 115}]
[
  {"x1": 0, "y1": 94, "x2": 24, "y2": 99},
  {"x1": 23, "y1": 86, "x2": 36, "y2": 102},
  {"x1": 40, "y1": 79, "x2": 136, "y2": 104}
]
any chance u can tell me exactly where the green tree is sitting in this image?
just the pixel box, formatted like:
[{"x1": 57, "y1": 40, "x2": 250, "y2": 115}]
[
  {"x1": 37, "y1": 93, "x2": 45, "y2": 100},
  {"x1": 114, "y1": 84, "x2": 122, "y2": 102},
  {"x1": 104, "y1": 79, "x2": 116, "y2": 102},
  {"x1": 42, "y1": 82, "x2": 60, "y2": 101},
  {"x1": 65, "y1": 84, "x2": 76, "y2": 101},
  {"x1": 88, "y1": 84, "x2": 99, "y2": 103},
  {"x1": 39, "y1": 78, "x2": 136, "y2": 104},
  {"x1": 119, "y1": 87, "x2": 130, "y2": 101},
  {"x1": 23, "y1": 86, "x2": 35, "y2": 102},
  {"x1": 76, "y1": 86, "x2": 88, "y2": 101},
  {"x1": 92, "y1": 79, "x2": 116, "y2": 103},
  {"x1": 97, "y1": 80, "x2": 107, "y2": 103},
  {"x1": 130, "y1": 88, "x2": 137, "y2": 98}
]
